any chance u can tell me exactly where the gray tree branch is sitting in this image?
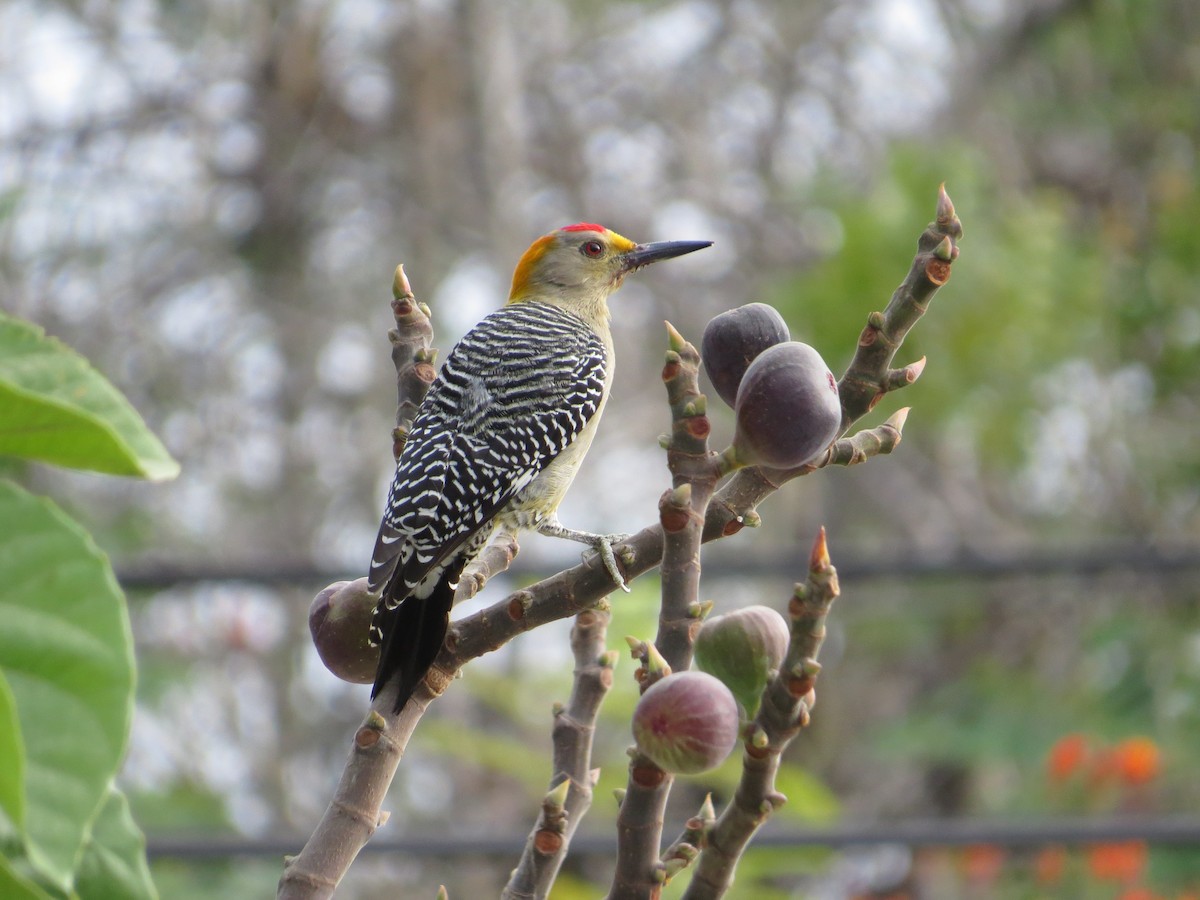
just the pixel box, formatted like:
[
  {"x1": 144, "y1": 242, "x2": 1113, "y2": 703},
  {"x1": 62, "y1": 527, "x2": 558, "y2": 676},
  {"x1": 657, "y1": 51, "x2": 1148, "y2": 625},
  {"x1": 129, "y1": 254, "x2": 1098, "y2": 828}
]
[{"x1": 503, "y1": 608, "x2": 617, "y2": 899}]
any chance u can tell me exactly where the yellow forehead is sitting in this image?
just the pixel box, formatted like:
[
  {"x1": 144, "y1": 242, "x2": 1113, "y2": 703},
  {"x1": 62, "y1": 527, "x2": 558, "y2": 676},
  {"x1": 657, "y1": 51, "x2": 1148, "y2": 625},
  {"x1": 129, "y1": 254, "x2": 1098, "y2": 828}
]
[{"x1": 606, "y1": 230, "x2": 637, "y2": 253}]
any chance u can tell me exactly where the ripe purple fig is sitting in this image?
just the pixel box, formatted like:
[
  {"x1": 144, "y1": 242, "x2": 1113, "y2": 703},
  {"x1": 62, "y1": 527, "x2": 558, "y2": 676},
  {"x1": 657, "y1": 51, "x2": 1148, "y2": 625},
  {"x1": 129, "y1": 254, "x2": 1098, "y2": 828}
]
[
  {"x1": 732, "y1": 341, "x2": 840, "y2": 469},
  {"x1": 701, "y1": 303, "x2": 791, "y2": 408},
  {"x1": 309, "y1": 577, "x2": 379, "y2": 684},
  {"x1": 632, "y1": 671, "x2": 739, "y2": 774},
  {"x1": 694, "y1": 605, "x2": 790, "y2": 717}
]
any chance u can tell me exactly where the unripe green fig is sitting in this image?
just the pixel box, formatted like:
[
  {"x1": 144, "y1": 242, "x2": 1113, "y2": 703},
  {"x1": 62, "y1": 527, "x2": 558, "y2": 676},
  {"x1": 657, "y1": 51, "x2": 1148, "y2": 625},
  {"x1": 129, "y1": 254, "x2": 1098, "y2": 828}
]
[
  {"x1": 632, "y1": 671, "x2": 739, "y2": 774},
  {"x1": 701, "y1": 303, "x2": 791, "y2": 408},
  {"x1": 309, "y1": 577, "x2": 379, "y2": 684},
  {"x1": 732, "y1": 341, "x2": 840, "y2": 468},
  {"x1": 694, "y1": 605, "x2": 790, "y2": 718}
]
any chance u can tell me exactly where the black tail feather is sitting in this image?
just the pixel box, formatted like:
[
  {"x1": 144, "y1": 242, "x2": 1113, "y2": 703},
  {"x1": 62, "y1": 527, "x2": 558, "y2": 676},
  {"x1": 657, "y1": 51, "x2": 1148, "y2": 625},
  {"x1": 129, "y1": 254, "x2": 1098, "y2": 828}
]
[{"x1": 371, "y1": 566, "x2": 462, "y2": 713}]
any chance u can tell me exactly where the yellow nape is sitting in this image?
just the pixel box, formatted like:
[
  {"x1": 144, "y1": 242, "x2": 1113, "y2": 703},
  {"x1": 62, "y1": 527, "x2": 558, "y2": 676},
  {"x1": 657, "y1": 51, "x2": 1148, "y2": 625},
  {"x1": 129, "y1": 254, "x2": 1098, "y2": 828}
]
[{"x1": 508, "y1": 233, "x2": 556, "y2": 302}]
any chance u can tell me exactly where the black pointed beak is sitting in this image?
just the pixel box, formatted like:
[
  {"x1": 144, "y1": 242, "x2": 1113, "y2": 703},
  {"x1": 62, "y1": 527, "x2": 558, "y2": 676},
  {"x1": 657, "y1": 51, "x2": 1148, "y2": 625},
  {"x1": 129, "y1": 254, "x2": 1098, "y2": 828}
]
[{"x1": 622, "y1": 239, "x2": 713, "y2": 272}]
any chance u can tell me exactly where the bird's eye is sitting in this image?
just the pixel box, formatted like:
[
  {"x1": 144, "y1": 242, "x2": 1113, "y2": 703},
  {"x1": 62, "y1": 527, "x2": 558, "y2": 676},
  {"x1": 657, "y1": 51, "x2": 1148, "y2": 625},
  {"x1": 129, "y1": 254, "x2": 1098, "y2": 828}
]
[{"x1": 581, "y1": 240, "x2": 604, "y2": 258}]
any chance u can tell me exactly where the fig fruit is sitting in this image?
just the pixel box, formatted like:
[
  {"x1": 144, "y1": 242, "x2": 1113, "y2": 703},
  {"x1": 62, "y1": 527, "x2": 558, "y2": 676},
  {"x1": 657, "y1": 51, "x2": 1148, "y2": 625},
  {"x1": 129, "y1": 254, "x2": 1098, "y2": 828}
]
[
  {"x1": 309, "y1": 577, "x2": 379, "y2": 684},
  {"x1": 694, "y1": 605, "x2": 790, "y2": 718},
  {"x1": 732, "y1": 341, "x2": 840, "y2": 468},
  {"x1": 632, "y1": 671, "x2": 739, "y2": 774},
  {"x1": 701, "y1": 303, "x2": 791, "y2": 408}
]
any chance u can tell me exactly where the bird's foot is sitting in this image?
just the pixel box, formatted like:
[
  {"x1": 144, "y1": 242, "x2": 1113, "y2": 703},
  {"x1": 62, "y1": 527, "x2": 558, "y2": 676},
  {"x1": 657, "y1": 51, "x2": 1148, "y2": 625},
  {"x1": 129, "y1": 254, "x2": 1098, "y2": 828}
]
[
  {"x1": 536, "y1": 517, "x2": 631, "y2": 592},
  {"x1": 588, "y1": 532, "x2": 632, "y2": 593}
]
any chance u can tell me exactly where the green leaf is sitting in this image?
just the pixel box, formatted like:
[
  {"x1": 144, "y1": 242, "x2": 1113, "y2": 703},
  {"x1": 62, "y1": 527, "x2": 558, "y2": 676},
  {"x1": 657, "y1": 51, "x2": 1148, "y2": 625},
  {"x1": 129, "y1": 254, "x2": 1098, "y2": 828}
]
[
  {"x1": 0, "y1": 671, "x2": 25, "y2": 833},
  {"x1": 0, "y1": 314, "x2": 179, "y2": 481},
  {"x1": 0, "y1": 853, "x2": 55, "y2": 900},
  {"x1": 75, "y1": 789, "x2": 157, "y2": 900},
  {"x1": 0, "y1": 481, "x2": 135, "y2": 893}
]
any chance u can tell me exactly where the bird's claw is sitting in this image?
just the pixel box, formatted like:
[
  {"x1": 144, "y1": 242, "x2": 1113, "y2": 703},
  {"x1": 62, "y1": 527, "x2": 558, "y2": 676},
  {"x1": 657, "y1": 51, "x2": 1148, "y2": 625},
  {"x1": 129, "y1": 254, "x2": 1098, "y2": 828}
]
[{"x1": 587, "y1": 533, "x2": 631, "y2": 593}]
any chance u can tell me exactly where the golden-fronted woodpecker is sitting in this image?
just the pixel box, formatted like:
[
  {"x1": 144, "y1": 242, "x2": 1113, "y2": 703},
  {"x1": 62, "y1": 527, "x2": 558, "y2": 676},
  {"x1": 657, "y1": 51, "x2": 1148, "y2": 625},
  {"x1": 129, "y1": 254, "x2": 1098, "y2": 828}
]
[{"x1": 368, "y1": 223, "x2": 711, "y2": 712}]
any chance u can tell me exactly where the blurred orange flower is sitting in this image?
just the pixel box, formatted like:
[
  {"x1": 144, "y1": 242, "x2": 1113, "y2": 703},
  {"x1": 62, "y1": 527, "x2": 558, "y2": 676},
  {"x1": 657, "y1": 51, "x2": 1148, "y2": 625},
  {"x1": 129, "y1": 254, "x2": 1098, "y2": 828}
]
[
  {"x1": 1114, "y1": 737, "x2": 1161, "y2": 785},
  {"x1": 1034, "y1": 845, "x2": 1067, "y2": 884},
  {"x1": 963, "y1": 843, "x2": 1005, "y2": 882},
  {"x1": 1047, "y1": 733, "x2": 1090, "y2": 782},
  {"x1": 1088, "y1": 841, "x2": 1148, "y2": 882}
]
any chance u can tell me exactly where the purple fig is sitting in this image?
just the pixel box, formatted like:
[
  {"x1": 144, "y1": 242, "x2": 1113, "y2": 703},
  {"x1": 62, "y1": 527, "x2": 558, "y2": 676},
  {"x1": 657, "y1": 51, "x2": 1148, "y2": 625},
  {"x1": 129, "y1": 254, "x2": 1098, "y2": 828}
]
[
  {"x1": 309, "y1": 577, "x2": 380, "y2": 684},
  {"x1": 732, "y1": 341, "x2": 840, "y2": 468},
  {"x1": 702, "y1": 303, "x2": 791, "y2": 408},
  {"x1": 694, "y1": 605, "x2": 790, "y2": 717},
  {"x1": 632, "y1": 671, "x2": 739, "y2": 774}
]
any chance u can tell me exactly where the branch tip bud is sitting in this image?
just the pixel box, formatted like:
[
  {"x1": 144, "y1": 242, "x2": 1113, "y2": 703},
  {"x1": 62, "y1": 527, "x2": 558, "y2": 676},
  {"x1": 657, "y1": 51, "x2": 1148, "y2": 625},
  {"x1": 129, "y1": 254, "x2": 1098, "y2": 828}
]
[
  {"x1": 660, "y1": 484, "x2": 695, "y2": 532},
  {"x1": 663, "y1": 858, "x2": 688, "y2": 881},
  {"x1": 364, "y1": 710, "x2": 387, "y2": 731},
  {"x1": 716, "y1": 445, "x2": 744, "y2": 477},
  {"x1": 793, "y1": 658, "x2": 822, "y2": 679},
  {"x1": 645, "y1": 641, "x2": 670, "y2": 676},
  {"x1": 545, "y1": 778, "x2": 571, "y2": 809},
  {"x1": 887, "y1": 406, "x2": 911, "y2": 433},
  {"x1": 392, "y1": 264, "x2": 412, "y2": 300},
  {"x1": 810, "y1": 526, "x2": 831, "y2": 572},
  {"x1": 749, "y1": 725, "x2": 769, "y2": 750},
  {"x1": 936, "y1": 183, "x2": 955, "y2": 222},
  {"x1": 665, "y1": 320, "x2": 687, "y2": 352},
  {"x1": 669, "y1": 483, "x2": 692, "y2": 507}
]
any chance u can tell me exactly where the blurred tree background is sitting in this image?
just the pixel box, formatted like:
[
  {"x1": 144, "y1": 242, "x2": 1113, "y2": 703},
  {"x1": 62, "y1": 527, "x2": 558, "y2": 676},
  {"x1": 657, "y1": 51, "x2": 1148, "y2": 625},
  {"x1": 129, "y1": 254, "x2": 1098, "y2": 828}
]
[{"x1": 2, "y1": 0, "x2": 1199, "y2": 896}]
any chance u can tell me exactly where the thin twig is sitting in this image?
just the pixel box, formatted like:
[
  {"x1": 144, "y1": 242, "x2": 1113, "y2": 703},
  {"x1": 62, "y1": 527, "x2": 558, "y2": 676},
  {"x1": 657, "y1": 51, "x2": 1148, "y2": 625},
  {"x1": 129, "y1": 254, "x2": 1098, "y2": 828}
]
[
  {"x1": 660, "y1": 795, "x2": 716, "y2": 886},
  {"x1": 706, "y1": 188, "x2": 961, "y2": 537},
  {"x1": 278, "y1": 267, "x2": 439, "y2": 900},
  {"x1": 503, "y1": 608, "x2": 617, "y2": 899},
  {"x1": 455, "y1": 532, "x2": 520, "y2": 603},
  {"x1": 682, "y1": 530, "x2": 841, "y2": 899},
  {"x1": 388, "y1": 264, "x2": 436, "y2": 449}
]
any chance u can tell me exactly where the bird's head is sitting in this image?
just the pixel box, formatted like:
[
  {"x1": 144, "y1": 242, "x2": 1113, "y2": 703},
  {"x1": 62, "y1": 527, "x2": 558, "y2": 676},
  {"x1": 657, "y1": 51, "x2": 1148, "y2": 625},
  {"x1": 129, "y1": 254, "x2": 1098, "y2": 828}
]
[{"x1": 508, "y1": 223, "x2": 711, "y2": 323}]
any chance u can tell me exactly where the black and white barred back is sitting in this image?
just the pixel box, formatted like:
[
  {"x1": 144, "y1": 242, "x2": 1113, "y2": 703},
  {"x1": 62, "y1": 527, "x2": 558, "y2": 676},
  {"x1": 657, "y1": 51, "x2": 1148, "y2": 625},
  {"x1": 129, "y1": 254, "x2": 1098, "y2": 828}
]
[{"x1": 367, "y1": 301, "x2": 608, "y2": 708}]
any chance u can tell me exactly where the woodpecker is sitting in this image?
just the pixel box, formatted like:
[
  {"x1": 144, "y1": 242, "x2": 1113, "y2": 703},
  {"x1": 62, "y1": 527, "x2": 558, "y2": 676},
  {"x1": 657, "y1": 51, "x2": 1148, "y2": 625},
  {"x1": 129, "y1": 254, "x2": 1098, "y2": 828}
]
[{"x1": 368, "y1": 223, "x2": 711, "y2": 712}]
